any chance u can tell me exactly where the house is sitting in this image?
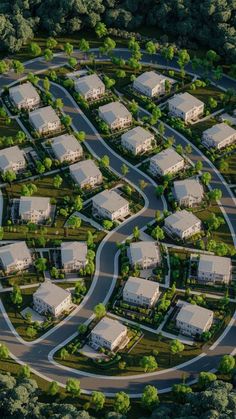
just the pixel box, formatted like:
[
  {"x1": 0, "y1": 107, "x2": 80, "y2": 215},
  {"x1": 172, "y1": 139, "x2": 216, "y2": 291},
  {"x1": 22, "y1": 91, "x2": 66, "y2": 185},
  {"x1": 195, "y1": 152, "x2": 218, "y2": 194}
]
[
  {"x1": 61, "y1": 241, "x2": 88, "y2": 272},
  {"x1": 74, "y1": 74, "x2": 105, "y2": 100},
  {"x1": 9, "y1": 82, "x2": 40, "y2": 110},
  {"x1": 168, "y1": 92, "x2": 204, "y2": 122},
  {"x1": 33, "y1": 281, "x2": 71, "y2": 317},
  {"x1": 149, "y1": 147, "x2": 184, "y2": 177},
  {"x1": 92, "y1": 189, "x2": 129, "y2": 221},
  {"x1": 29, "y1": 106, "x2": 61, "y2": 135},
  {"x1": 176, "y1": 302, "x2": 213, "y2": 337},
  {"x1": 69, "y1": 160, "x2": 103, "y2": 189},
  {"x1": 19, "y1": 197, "x2": 51, "y2": 223},
  {"x1": 0, "y1": 242, "x2": 32, "y2": 274},
  {"x1": 164, "y1": 209, "x2": 201, "y2": 239},
  {"x1": 90, "y1": 316, "x2": 128, "y2": 351},
  {"x1": 133, "y1": 71, "x2": 173, "y2": 97},
  {"x1": 197, "y1": 254, "x2": 232, "y2": 284},
  {"x1": 121, "y1": 126, "x2": 154, "y2": 155},
  {"x1": 123, "y1": 276, "x2": 160, "y2": 307},
  {"x1": 128, "y1": 241, "x2": 161, "y2": 269},
  {"x1": 0, "y1": 146, "x2": 26, "y2": 174},
  {"x1": 51, "y1": 134, "x2": 83, "y2": 163},
  {"x1": 202, "y1": 123, "x2": 236, "y2": 150},
  {"x1": 173, "y1": 178, "x2": 204, "y2": 207},
  {"x1": 98, "y1": 102, "x2": 132, "y2": 130}
]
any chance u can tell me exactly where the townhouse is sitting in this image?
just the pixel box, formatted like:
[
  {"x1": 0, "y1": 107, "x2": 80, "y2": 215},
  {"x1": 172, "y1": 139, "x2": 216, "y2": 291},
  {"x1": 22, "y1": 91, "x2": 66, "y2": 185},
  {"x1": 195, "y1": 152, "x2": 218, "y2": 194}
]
[
  {"x1": 9, "y1": 81, "x2": 40, "y2": 110},
  {"x1": 0, "y1": 146, "x2": 26, "y2": 174},
  {"x1": 202, "y1": 122, "x2": 236, "y2": 150},
  {"x1": 61, "y1": 241, "x2": 88, "y2": 272},
  {"x1": 149, "y1": 147, "x2": 184, "y2": 177},
  {"x1": 69, "y1": 160, "x2": 103, "y2": 189},
  {"x1": 168, "y1": 92, "x2": 204, "y2": 122},
  {"x1": 121, "y1": 126, "x2": 154, "y2": 155},
  {"x1": 90, "y1": 316, "x2": 128, "y2": 352},
  {"x1": 173, "y1": 178, "x2": 204, "y2": 207},
  {"x1": 0, "y1": 242, "x2": 32, "y2": 274},
  {"x1": 98, "y1": 102, "x2": 132, "y2": 130},
  {"x1": 197, "y1": 254, "x2": 232, "y2": 284},
  {"x1": 74, "y1": 74, "x2": 105, "y2": 100},
  {"x1": 29, "y1": 106, "x2": 61, "y2": 135},
  {"x1": 92, "y1": 189, "x2": 129, "y2": 221},
  {"x1": 133, "y1": 71, "x2": 173, "y2": 97},
  {"x1": 51, "y1": 134, "x2": 83, "y2": 163},
  {"x1": 33, "y1": 281, "x2": 71, "y2": 317},
  {"x1": 176, "y1": 302, "x2": 213, "y2": 337},
  {"x1": 19, "y1": 196, "x2": 51, "y2": 223},
  {"x1": 164, "y1": 209, "x2": 202, "y2": 239},
  {"x1": 123, "y1": 276, "x2": 160, "y2": 307},
  {"x1": 128, "y1": 241, "x2": 161, "y2": 269}
]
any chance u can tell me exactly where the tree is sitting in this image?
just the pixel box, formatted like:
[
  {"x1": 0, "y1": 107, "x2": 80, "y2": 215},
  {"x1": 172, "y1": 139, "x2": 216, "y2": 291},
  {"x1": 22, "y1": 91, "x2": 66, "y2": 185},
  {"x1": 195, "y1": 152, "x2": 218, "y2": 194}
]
[
  {"x1": 66, "y1": 378, "x2": 80, "y2": 396},
  {"x1": 219, "y1": 160, "x2": 229, "y2": 172},
  {"x1": 201, "y1": 172, "x2": 212, "y2": 185},
  {"x1": 0, "y1": 343, "x2": 9, "y2": 359},
  {"x1": 68, "y1": 57, "x2": 77, "y2": 69},
  {"x1": 185, "y1": 143, "x2": 192, "y2": 154},
  {"x1": 76, "y1": 131, "x2": 86, "y2": 142},
  {"x1": 91, "y1": 391, "x2": 105, "y2": 411},
  {"x1": 103, "y1": 219, "x2": 113, "y2": 230},
  {"x1": 43, "y1": 157, "x2": 52, "y2": 170},
  {"x1": 195, "y1": 161, "x2": 203, "y2": 172},
  {"x1": 207, "y1": 188, "x2": 222, "y2": 202},
  {"x1": 93, "y1": 303, "x2": 106, "y2": 319},
  {"x1": 177, "y1": 49, "x2": 190, "y2": 69},
  {"x1": 11, "y1": 285, "x2": 23, "y2": 306},
  {"x1": 53, "y1": 174, "x2": 63, "y2": 189},
  {"x1": 139, "y1": 179, "x2": 148, "y2": 191},
  {"x1": 151, "y1": 226, "x2": 165, "y2": 241},
  {"x1": 133, "y1": 226, "x2": 140, "y2": 241},
  {"x1": 62, "y1": 115, "x2": 72, "y2": 128},
  {"x1": 146, "y1": 41, "x2": 156, "y2": 55},
  {"x1": 116, "y1": 69, "x2": 126, "y2": 79},
  {"x1": 172, "y1": 383, "x2": 192, "y2": 403},
  {"x1": 206, "y1": 213, "x2": 224, "y2": 231},
  {"x1": 100, "y1": 155, "x2": 110, "y2": 168},
  {"x1": 44, "y1": 48, "x2": 53, "y2": 62},
  {"x1": 74, "y1": 195, "x2": 83, "y2": 211},
  {"x1": 29, "y1": 42, "x2": 42, "y2": 57},
  {"x1": 129, "y1": 99, "x2": 139, "y2": 115},
  {"x1": 87, "y1": 231, "x2": 94, "y2": 248},
  {"x1": 12, "y1": 60, "x2": 25, "y2": 75},
  {"x1": 54, "y1": 98, "x2": 63, "y2": 110},
  {"x1": 68, "y1": 215, "x2": 82, "y2": 229},
  {"x1": 3, "y1": 170, "x2": 16, "y2": 184},
  {"x1": 140, "y1": 355, "x2": 157, "y2": 372},
  {"x1": 162, "y1": 46, "x2": 175, "y2": 64},
  {"x1": 208, "y1": 97, "x2": 218, "y2": 109},
  {"x1": 113, "y1": 391, "x2": 130, "y2": 414},
  {"x1": 35, "y1": 257, "x2": 47, "y2": 272},
  {"x1": 198, "y1": 371, "x2": 217, "y2": 389},
  {"x1": 170, "y1": 339, "x2": 184, "y2": 363},
  {"x1": 79, "y1": 39, "x2": 90, "y2": 58},
  {"x1": 206, "y1": 49, "x2": 219, "y2": 65},
  {"x1": 26, "y1": 326, "x2": 37, "y2": 339},
  {"x1": 218, "y1": 354, "x2": 235, "y2": 374},
  {"x1": 46, "y1": 37, "x2": 57, "y2": 50},
  {"x1": 141, "y1": 385, "x2": 159, "y2": 410},
  {"x1": 121, "y1": 163, "x2": 129, "y2": 177},
  {"x1": 18, "y1": 365, "x2": 31, "y2": 379},
  {"x1": 48, "y1": 381, "x2": 59, "y2": 396},
  {"x1": 100, "y1": 37, "x2": 116, "y2": 55},
  {"x1": 36, "y1": 161, "x2": 45, "y2": 175},
  {"x1": 103, "y1": 75, "x2": 115, "y2": 89},
  {"x1": 95, "y1": 22, "x2": 107, "y2": 38},
  {"x1": 64, "y1": 42, "x2": 73, "y2": 56},
  {"x1": 43, "y1": 77, "x2": 50, "y2": 92}
]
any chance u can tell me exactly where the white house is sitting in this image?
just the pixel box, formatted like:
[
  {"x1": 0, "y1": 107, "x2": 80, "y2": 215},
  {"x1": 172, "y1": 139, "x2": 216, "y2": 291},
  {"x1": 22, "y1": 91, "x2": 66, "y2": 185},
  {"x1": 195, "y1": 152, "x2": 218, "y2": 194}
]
[
  {"x1": 33, "y1": 281, "x2": 71, "y2": 317},
  {"x1": 176, "y1": 302, "x2": 213, "y2": 337},
  {"x1": 90, "y1": 316, "x2": 128, "y2": 351},
  {"x1": 173, "y1": 178, "x2": 204, "y2": 207},
  {"x1": 0, "y1": 146, "x2": 26, "y2": 174},
  {"x1": 133, "y1": 71, "x2": 173, "y2": 97},
  {"x1": 19, "y1": 197, "x2": 51, "y2": 223},
  {"x1": 29, "y1": 106, "x2": 61, "y2": 135},
  {"x1": 149, "y1": 147, "x2": 184, "y2": 177},
  {"x1": 128, "y1": 241, "x2": 161, "y2": 269},
  {"x1": 0, "y1": 242, "x2": 32, "y2": 274},
  {"x1": 197, "y1": 254, "x2": 232, "y2": 284},
  {"x1": 61, "y1": 241, "x2": 88, "y2": 272},
  {"x1": 164, "y1": 209, "x2": 201, "y2": 239},
  {"x1": 51, "y1": 134, "x2": 83, "y2": 163},
  {"x1": 121, "y1": 126, "x2": 154, "y2": 155},
  {"x1": 168, "y1": 92, "x2": 204, "y2": 122},
  {"x1": 9, "y1": 82, "x2": 40, "y2": 110},
  {"x1": 202, "y1": 123, "x2": 236, "y2": 150},
  {"x1": 70, "y1": 160, "x2": 103, "y2": 189},
  {"x1": 123, "y1": 276, "x2": 160, "y2": 307},
  {"x1": 74, "y1": 74, "x2": 105, "y2": 100},
  {"x1": 98, "y1": 102, "x2": 132, "y2": 130},
  {"x1": 92, "y1": 189, "x2": 129, "y2": 221}
]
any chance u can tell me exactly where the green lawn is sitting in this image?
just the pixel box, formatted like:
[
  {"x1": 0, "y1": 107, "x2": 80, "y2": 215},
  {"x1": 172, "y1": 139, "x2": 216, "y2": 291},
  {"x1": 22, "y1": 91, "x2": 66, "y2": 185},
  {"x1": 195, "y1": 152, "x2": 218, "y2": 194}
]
[
  {"x1": 191, "y1": 117, "x2": 218, "y2": 137},
  {"x1": 1, "y1": 271, "x2": 43, "y2": 288},
  {"x1": 218, "y1": 153, "x2": 236, "y2": 184},
  {"x1": 0, "y1": 118, "x2": 22, "y2": 137},
  {"x1": 186, "y1": 85, "x2": 223, "y2": 106}
]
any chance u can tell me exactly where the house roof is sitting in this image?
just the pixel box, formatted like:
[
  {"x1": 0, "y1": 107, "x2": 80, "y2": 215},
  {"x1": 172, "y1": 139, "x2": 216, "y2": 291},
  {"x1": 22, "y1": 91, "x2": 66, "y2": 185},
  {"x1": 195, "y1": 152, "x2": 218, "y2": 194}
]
[
  {"x1": 165, "y1": 209, "x2": 201, "y2": 232},
  {"x1": 69, "y1": 159, "x2": 102, "y2": 184},
  {"x1": 19, "y1": 197, "x2": 50, "y2": 216},
  {"x1": 9, "y1": 82, "x2": 40, "y2": 105},
  {"x1": 203, "y1": 123, "x2": 236, "y2": 145},
  {"x1": 34, "y1": 282, "x2": 71, "y2": 308},
  {"x1": 134, "y1": 71, "x2": 169, "y2": 89},
  {"x1": 150, "y1": 147, "x2": 184, "y2": 171},
  {"x1": 129, "y1": 241, "x2": 160, "y2": 264},
  {"x1": 99, "y1": 102, "x2": 132, "y2": 125},
  {"x1": 121, "y1": 126, "x2": 154, "y2": 147},
  {"x1": 0, "y1": 146, "x2": 25, "y2": 172},
  {"x1": 176, "y1": 302, "x2": 213, "y2": 330},
  {"x1": 51, "y1": 134, "x2": 83, "y2": 160},
  {"x1": 0, "y1": 242, "x2": 31, "y2": 268},
  {"x1": 92, "y1": 190, "x2": 128, "y2": 214},
  {"x1": 169, "y1": 92, "x2": 204, "y2": 112},
  {"x1": 123, "y1": 276, "x2": 159, "y2": 299},
  {"x1": 75, "y1": 74, "x2": 105, "y2": 95},
  {"x1": 61, "y1": 241, "x2": 87, "y2": 265},
  {"x1": 29, "y1": 106, "x2": 60, "y2": 130},
  {"x1": 92, "y1": 316, "x2": 127, "y2": 343},
  {"x1": 198, "y1": 254, "x2": 231, "y2": 276},
  {"x1": 173, "y1": 178, "x2": 204, "y2": 201}
]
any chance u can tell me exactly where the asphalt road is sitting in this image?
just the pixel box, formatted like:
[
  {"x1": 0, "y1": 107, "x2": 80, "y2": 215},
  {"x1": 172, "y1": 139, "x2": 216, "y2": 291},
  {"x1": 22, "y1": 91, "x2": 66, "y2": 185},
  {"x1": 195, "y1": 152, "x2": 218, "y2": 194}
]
[{"x1": 0, "y1": 49, "x2": 235, "y2": 395}]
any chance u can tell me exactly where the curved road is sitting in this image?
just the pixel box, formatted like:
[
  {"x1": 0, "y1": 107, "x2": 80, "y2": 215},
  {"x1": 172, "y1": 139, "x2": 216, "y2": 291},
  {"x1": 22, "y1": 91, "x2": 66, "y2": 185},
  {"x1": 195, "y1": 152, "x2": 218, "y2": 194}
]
[{"x1": 0, "y1": 49, "x2": 235, "y2": 396}]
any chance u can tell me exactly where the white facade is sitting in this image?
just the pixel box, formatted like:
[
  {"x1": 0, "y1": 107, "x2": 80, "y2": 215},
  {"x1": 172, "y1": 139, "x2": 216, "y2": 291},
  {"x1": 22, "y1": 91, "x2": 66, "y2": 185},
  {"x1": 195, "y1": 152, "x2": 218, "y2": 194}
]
[
  {"x1": 33, "y1": 282, "x2": 71, "y2": 317},
  {"x1": 121, "y1": 126, "x2": 154, "y2": 155},
  {"x1": 0, "y1": 242, "x2": 32, "y2": 274},
  {"x1": 123, "y1": 276, "x2": 160, "y2": 307},
  {"x1": 0, "y1": 146, "x2": 26, "y2": 174},
  {"x1": 51, "y1": 134, "x2": 83, "y2": 163},
  {"x1": 128, "y1": 241, "x2": 161, "y2": 269},
  {"x1": 69, "y1": 160, "x2": 103, "y2": 189},
  {"x1": 133, "y1": 71, "x2": 171, "y2": 97},
  {"x1": 75, "y1": 74, "x2": 105, "y2": 100},
  {"x1": 29, "y1": 106, "x2": 61, "y2": 134},
  {"x1": 176, "y1": 302, "x2": 213, "y2": 337},
  {"x1": 9, "y1": 82, "x2": 40, "y2": 110},
  {"x1": 92, "y1": 190, "x2": 129, "y2": 221},
  {"x1": 19, "y1": 197, "x2": 51, "y2": 223},
  {"x1": 202, "y1": 123, "x2": 236, "y2": 150},
  {"x1": 173, "y1": 178, "x2": 204, "y2": 207},
  {"x1": 61, "y1": 241, "x2": 88, "y2": 272},
  {"x1": 197, "y1": 254, "x2": 232, "y2": 284},
  {"x1": 164, "y1": 210, "x2": 201, "y2": 239},
  {"x1": 149, "y1": 148, "x2": 184, "y2": 177},
  {"x1": 90, "y1": 316, "x2": 128, "y2": 351},
  {"x1": 168, "y1": 92, "x2": 204, "y2": 122},
  {"x1": 98, "y1": 102, "x2": 132, "y2": 130}
]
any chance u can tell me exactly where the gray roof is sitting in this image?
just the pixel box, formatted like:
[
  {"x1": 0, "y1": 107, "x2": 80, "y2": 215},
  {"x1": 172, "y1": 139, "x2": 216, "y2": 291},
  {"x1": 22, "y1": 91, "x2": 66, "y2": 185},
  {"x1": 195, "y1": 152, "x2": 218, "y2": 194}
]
[
  {"x1": 92, "y1": 316, "x2": 127, "y2": 342},
  {"x1": 203, "y1": 123, "x2": 236, "y2": 145},
  {"x1": 51, "y1": 134, "x2": 83, "y2": 160},
  {"x1": 0, "y1": 242, "x2": 31, "y2": 268},
  {"x1": 134, "y1": 71, "x2": 168, "y2": 89},
  {"x1": 34, "y1": 282, "x2": 70, "y2": 308},
  {"x1": 9, "y1": 82, "x2": 40, "y2": 106},
  {"x1": 169, "y1": 92, "x2": 204, "y2": 112},
  {"x1": 124, "y1": 276, "x2": 159, "y2": 299},
  {"x1": 99, "y1": 102, "x2": 132, "y2": 125},
  {"x1": 0, "y1": 146, "x2": 25, "y2": 172},
  {"x1": 29, "y1": 106, "x2": 60, "y2": 130},
  {"x1": 173, "y1": 178, "x2": 204, "y2": 201},
  {"x1": 19, "y1": 196, "x2": 50, "y2": 216},
  {"x1": 176, "y1": 302, "x2": 213, "y2": 330},
  {"x1": 198, "y1": 254, "x2": 231, "y2": 276},
  {"x1": 70, "y1": 160, "x2": 102, "y2": 184},
  {"x1": 61, "y1": 241, "x2": 87, "y2": 265},
  {"x1": 150, "y1": 147, "x2": 184, "y2": 171},
  {"x1": 92, "y1": 189, "x2": 128, "y2": 213},
  {"x1": 121, "y1": 126, "x2": 154, "y2": 147},
  {"x1": 129, "y1": 241, "x2": 160, "y2": 264},
  {"x1": 165, "y1": 210, "x2": 201, "y2": 232},
  {"x1": 75, "y1": 74, "x2": 105, "y2": 95}
]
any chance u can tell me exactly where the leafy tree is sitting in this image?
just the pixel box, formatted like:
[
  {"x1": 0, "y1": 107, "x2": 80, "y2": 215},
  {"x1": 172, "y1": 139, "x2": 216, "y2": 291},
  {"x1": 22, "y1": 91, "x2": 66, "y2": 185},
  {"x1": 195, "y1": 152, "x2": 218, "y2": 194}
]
[
  {"x1": 146, "y1": 41, "x2": 156, "y2": 55},
  {"x1": 68, "y1": 57, "x2": 77, "y2": 68},
  {"x1": 91, "y1": 391, "x2": 105, "y2": 411},
  {"x1": 48, "y1": 381, "x2": 59, "y2": 396},
  {"x1": 195, "y1": 161, "x2": 203, "y2": 172},
  {"x1": 62, "y1": 115, "x2": 72, "y2": 128},
  {"x1": 121, "y1": 163, "x2": 129, "y2": 177},
  {"x1": 207, "y1": 188, "x2": 222, "y2": 201},
  {"x1": 3, "y1": 170, "x2": 16, "y2": 183},
  {"x1": 53, "y1": 174, "x2": 63, "y2": 189},
  {"x1": 133, "y1": 226, "x2": 140, "y2": 241},
  {"x1": 68, "y1": 215, "x2": 82, "y2": 229},
  {"x1": 74, "y1": 195, "x2": 83, "y2": 211},
  {"x1": 172, "y1": 383, "x2": 192, "y2": 403},
  {"x1": 26, "y1": 326, "x2": 37, "y2": 339},
  {"x1": 151, "y1": 226, "x2": 165, "y2": 241},
  {"x1": 95, "y1": 22, "x2": 108, "y2": 38},
  {"x1": 18, "y1": 365, "x2": 31, "y2": 379},
  {"x1": 11, "y1": 285, "x2": 23, "y2": 306},
  {"x1": 198, "y1": 371, "x2": 217, "y2": 389},
  {"x1": 54, "y1": 98, "x2": 63, "y2": 110},
  {"x1": 103, "y1": 219, "x2": 113, "y2": 230},
  {"x1": 76, "y1": 131, "x2": 86, "y2": 142},
  {"x1": 177, "y1": 49, "x2": 190, "y2": 69},
  {"x1": 35, "y1": 257, "x2": 47, "y2": 272},
  {"x1": 140, "y1": 355, "x2": 157, "y2": 372},
  {"x1": 12, "y1": 60, "x2": 25, "y2": 75},
  {"x1": 44, "y1": 48, "x2": 53, "y2": 62},
  {"x1": 66, "y1": 378, "x2": 80, "y2": 396},
  {"x1": 100, "y1": 155, "x2": 110, "y2": 168},
  {"x1": 43, "y1": 157, "x2": 52, "y2": 170},
  {"x1": 46, "y1": 38, "x2": 57, "y2": 49},
  {"x1": 29, "y1": 42, "x2": 42, "y2": 57},
  {"x1": 79, "y1": 38, "x2": 90, "y2": 58},
  {"x1": 141, "y1": 385, "x2": 159, "y2": 410},
  {"x1": 218, "y1": 354, "x2": 235, "y2": 374},
  {"x1": 64, "y1": 42, "x2": 73, "y2": 56},
  {"x1": 43, "y1": 77, "x2": 50, "y2": 92},
  {"x1": 100, "y1": 37, "x2": 116, "y2": 55},
  {"x1": 93, "y1": 303, "x2": 106, "y2": 319},
  {"x1": 0, "y1": 343, "x2": 9, "y2": 359},
  {"x1": 201, "y1": 172, "x2": 212, "y2": 185},
  {"x1": 113, "y1": 391, "x2": 130, "y2": 414}
]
